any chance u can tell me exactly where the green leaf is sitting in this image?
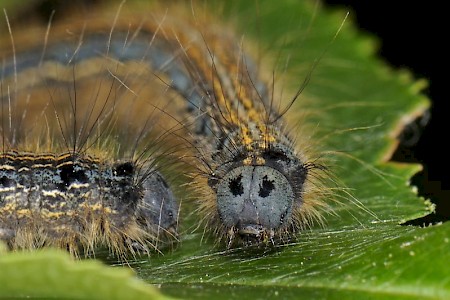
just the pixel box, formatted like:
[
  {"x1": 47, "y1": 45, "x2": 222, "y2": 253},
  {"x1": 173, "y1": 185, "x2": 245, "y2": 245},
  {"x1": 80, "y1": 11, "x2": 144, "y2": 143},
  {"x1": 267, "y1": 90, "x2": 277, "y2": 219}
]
[
  {"x1": 139, "y1": 223, "x2": 450, "y2": 300},
  {"x1": 0, "y1": 0, "x2": 446, "y2": 300},
  {"x1": 0, "y1": 248, "x2": 172, "y2": 299}
]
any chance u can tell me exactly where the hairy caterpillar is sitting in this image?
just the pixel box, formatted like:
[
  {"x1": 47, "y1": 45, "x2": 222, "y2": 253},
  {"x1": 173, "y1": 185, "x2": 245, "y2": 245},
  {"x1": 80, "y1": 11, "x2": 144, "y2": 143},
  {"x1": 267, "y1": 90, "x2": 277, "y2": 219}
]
[
  {"x1": 168, "y1": 9, "x2": 333, "y2": 246},
  {"x1": 0, "y1": 3, "x2": 181, "y2": 258},
  {"x1": 0, "y1": 0, "x2": 347, "y2": 250},
  {"x1": 124, "y1": 2, "x2": 336, "y2": 246}
]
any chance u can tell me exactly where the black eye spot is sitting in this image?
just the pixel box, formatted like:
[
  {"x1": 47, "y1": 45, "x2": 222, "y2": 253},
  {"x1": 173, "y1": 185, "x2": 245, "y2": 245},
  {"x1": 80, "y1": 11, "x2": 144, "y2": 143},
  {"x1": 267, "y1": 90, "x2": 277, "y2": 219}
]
[
  {"x1": 229, "y1": 174, "x2": 244, "y2": 196},
  {"x1": 259, "y1": 175, "x2": 274, "y2": 198},
  {"x1": 114, "y1": 162, "x2": 134, "y2": 176},
  {"x1": 60, "y1": 164, "x2": 88, "y2": 187}
]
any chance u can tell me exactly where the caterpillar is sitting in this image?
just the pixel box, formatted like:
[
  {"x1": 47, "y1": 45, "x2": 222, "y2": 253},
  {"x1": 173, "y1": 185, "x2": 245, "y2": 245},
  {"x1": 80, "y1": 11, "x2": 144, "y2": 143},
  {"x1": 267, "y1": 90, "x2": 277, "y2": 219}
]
[
  {"x1": 0, "y1": 0, "x2": 344, "y2": 250},
  {"x1": 169, "y1": 10, "x2": 333, "y2": 246},
  {"x1": 0, "y1": 2, "x2": 182, "y2": 258}
]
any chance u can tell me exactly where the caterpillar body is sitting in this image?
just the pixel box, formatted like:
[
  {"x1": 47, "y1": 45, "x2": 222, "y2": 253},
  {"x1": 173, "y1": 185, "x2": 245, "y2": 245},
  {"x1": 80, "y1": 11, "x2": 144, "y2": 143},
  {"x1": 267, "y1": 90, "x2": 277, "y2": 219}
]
[
  {"x1": 0, "y1": 151, "x2": 178, "y2": 257},
  {"x1": 0, "y1": 1, "x2": 333, "y2": 249},
  {"x1": 0, "y1": 4, "x2": 183, "y2": 257}
]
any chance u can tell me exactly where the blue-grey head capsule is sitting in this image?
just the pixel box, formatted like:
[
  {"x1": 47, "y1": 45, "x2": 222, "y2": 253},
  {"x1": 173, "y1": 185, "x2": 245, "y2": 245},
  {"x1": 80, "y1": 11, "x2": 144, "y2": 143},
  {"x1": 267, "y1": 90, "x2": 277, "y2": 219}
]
[
  {"x1": 136, "y1": 173, "x2": 179, "y2": 237},
  {"x1": 216, "y1": 165, "x2": 296, "y2": 242}
]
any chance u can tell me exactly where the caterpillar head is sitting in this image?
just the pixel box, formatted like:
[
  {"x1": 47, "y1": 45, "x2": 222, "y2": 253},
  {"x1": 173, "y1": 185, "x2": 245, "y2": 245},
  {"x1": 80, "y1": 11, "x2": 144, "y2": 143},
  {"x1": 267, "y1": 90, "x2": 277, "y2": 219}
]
[
  {"x1": 136, "y1": 171, "x2": 179, "y2": 239},
  {"x1": 211, "y1": 147, "x2": 308, "y2": 246}
]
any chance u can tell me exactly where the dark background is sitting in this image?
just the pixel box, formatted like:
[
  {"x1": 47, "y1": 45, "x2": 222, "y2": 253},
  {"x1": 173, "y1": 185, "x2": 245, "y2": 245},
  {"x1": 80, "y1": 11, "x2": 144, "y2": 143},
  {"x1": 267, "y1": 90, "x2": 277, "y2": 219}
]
[{"x1": 324, "y1": 1, "x2": 449, "y2": 223}]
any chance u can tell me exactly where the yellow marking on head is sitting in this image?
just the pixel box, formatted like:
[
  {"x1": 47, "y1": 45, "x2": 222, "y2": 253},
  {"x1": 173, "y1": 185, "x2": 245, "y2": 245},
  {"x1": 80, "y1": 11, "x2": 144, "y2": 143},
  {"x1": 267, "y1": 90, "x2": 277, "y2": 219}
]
[
  {"x1": 255, "y1": 157, "x2": 266, "y2": 165},
  {"x1": 242, "y1": 157, "x2": 252, "y2": 166}
]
